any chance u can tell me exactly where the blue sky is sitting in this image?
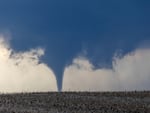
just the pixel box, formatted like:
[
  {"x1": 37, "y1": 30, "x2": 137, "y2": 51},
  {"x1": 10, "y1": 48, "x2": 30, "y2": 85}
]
[{"x1": 0, "y1": 0, "x2": 150, "y2": 91}]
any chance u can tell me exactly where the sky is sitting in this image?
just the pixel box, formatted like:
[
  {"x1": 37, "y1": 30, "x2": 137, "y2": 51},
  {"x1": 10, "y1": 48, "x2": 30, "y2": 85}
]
[{"x1": 0, "y1": 0, "x2": 150, "y2": 92}]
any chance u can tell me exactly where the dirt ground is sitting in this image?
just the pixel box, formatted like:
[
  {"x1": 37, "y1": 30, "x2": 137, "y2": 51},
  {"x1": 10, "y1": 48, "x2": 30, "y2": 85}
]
[{"x1": 0, "y1": 91, "x2": 149, "y2": 113}]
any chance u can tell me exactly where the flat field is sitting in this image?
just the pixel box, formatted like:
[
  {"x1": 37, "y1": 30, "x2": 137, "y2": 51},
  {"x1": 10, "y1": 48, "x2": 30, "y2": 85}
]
[{"x1": 0, "y1": 91, "x2": 149, "y2": 113}]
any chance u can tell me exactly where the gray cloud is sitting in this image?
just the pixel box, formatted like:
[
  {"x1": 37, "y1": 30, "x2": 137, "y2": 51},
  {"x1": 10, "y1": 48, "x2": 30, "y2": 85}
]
[
  {"x1": 0, "y1": 37, "x2": 57, "y2": 93},
  {"x1": 63, "y1": 49, "x2": 150, "y2": 91}
]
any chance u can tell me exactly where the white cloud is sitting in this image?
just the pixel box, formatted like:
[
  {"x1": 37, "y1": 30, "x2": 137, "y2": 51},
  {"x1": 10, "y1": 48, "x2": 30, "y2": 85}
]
[
  {"x1": 0, "y1": 37, "x2": 57, "y2": 93},
  {"x1": 63, "y1": 49, "x2": 150, "y2": 91}
]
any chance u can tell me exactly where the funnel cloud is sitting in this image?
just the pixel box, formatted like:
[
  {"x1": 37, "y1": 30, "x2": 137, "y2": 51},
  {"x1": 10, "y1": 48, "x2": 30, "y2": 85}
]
[{"x1": 0, "y1": 37, "x2": 150, "y2": 92}]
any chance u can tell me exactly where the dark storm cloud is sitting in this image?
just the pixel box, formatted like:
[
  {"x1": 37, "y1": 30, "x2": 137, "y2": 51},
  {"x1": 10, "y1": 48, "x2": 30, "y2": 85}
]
[{"x1": 0, "y1": 0, "x2": 150, "y2": 91}]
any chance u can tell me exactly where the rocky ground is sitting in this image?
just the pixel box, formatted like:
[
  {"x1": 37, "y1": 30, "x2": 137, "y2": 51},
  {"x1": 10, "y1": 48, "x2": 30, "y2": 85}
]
[{"x1": 0, "y1": 91, "x2": 149, "y2": 113}]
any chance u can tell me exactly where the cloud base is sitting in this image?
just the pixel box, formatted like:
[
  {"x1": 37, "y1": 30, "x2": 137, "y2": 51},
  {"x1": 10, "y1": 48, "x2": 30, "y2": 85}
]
[
  {"x1": 63, "y1": 48, "x2": 150, "y2": 91},
  {"x1": 0, "y1": 37, "x2": 57, "y2": 93}
]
